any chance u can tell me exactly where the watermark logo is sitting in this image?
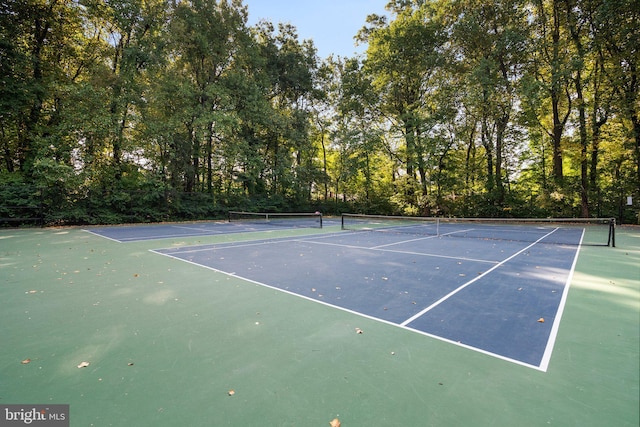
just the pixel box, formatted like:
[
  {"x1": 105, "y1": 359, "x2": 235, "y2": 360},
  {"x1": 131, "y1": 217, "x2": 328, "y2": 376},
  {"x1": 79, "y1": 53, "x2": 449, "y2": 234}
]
[{"x1": 1, "y1": 405, "x2": 69, "y2": 426}]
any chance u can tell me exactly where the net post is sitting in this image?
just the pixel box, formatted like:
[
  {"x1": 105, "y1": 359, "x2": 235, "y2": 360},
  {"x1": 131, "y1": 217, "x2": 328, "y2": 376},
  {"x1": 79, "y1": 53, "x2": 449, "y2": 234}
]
[
  {"x1": 341, "y1": 214, "x2": 345, "y2": 230},
  {"x1": 610, "y1": 218, "x2": 616, "y2": 247},
  {"x1": 318, "y1": 212, "x2": 323, "y2": 228}
]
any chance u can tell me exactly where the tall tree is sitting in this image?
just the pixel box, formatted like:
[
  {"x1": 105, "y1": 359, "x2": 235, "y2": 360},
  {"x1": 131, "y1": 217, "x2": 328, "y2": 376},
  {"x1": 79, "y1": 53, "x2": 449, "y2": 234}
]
[
  {"x1": 361, "y1": 1, "x2": 446, "y2": 212},
  {"x1": 594, "y1": 0, "x2": 640, "y2": 197},
  {"x1": 0, "y1": 0, "x2": 84, "y2": 174},
  {"x1": 448, "y1": 0, "x2": 530, "y2": 207},
  {"x1": 529, "y1": 0, "x2": 574, "y2": 184},
  {"x1": 79, "y1": 0, "x2": 167, "y2": 185},
  {"x1": 333, "y1": 57, "x2": 385, "y2": 206},
  {"x1": 168, "y1": 0, "x2": 249, "y2": 192},
  {"x1": 563, "y1": 0, "x2": 590, "y2": 216},
  {"x1": 254, "y1": 21, "x2": 319, "y2": 201}
]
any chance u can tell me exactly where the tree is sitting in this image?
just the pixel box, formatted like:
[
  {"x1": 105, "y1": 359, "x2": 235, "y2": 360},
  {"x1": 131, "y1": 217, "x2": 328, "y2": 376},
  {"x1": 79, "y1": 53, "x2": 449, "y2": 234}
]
[
  {"x1": 594, "y1": 0, "x2": 640, "y2": 198},
  {"x1": 0, "y1": 0, "x2": 85, "y2": 175},
  {"x1": 435, "y1": 0, "x2": 529, "y2": 211},
  {"x1": 167, "y1": 0, "x2": 249, "y2": 193},
  {"x1": 253, "y1": 21, "x2": 320, "y2": 203},
  {"x1": 1, "y1": 0, "x2": 637, "y2": 224},
  {"x1": 360, "y1": 1, "x2": 447, "y2": 212}
]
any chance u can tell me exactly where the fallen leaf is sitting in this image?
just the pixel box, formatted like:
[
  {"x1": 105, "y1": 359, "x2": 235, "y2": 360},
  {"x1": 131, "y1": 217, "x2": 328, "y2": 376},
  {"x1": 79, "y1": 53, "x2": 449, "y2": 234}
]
[
  {"x1": 355, "y1": 328, "x2": 363, "y2": 334},
  {"x1": 228, "y1": 390, "x2": 235, "y2": 396},
  {"x1": 537, "y1": 318, "x2": 545, "y2": 323},
  {"x1": 77, "y1": 361, "x2": 90, "y2": 368},
  {"x1": 21, "y1": 358, "x2": 31, "y2": 364},
  {"x1": 329, "y1": 418, "x2": 341, "y2": 427}
]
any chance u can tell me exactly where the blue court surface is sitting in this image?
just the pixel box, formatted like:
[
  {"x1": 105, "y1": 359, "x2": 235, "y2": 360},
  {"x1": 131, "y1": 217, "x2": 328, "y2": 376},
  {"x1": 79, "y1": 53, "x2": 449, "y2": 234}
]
[
  {"x1": 84, "y1": 218, "x2": 334, "y2": 242},
  {"x1": 150, "y1": 227, "x2": 583, "y2": 371}
]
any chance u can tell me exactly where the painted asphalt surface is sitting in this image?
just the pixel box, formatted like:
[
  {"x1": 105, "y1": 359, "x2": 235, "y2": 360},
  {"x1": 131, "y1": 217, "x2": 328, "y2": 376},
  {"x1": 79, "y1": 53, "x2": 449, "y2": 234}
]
[
  {"x1": 84, "y1": 219, "x2": 332, "y2": 242},
  {"x1": 2, "y1": 225, "x2": 637, "y2": 426},
  {"x1": 151, "y1": 227, "x2": 582, "y2": 370}
]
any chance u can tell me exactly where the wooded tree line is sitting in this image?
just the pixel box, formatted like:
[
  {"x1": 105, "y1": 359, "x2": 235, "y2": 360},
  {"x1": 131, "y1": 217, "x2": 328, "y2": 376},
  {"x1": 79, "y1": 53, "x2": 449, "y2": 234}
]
[{"x1": 1, "y1": 0, "x2": 638, "y2": 224}]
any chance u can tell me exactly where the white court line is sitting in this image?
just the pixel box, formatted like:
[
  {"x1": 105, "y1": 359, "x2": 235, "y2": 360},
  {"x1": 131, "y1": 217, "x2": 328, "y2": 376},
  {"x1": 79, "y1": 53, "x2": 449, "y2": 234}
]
[
  {"x1": 86, "y1": 223, "x2": 332, "y2": 244},
  {"x1": 149, "y1": 224, "x2": 582, "y2": 371},
  {"x1": 155, "y1": 231, "x2": 348, "y2": 254},
  {"x1": 304, "y1": 239, "x2": 499, "y2": 264},
  {"x1": 171, "y1": 225, "x2": 223, "y2": 233},
  {"x1": 400, "y1": 227, "x2": 561, "y2": 327},
  {"x1": 148, "y1": 245, "x2": 551, "y2": 371},
  {"x1": 160, "y1": 238, "x2": 300, "y2": 254},
  {"x1": 162, "y1": 232, "x2": 498, "y2": 264},
  {"x1": 84, "y1": 227, "x2": 219, "y2": 242},
  {"x1": 119, "y1": 231, "x2": 218, "y2": 242},
  {"x1": 149, "y1": 248, "x2": 404, "y2": 323},
  {"x1": 82, "y1": 229, "x2": 123, "y2": 243},
  {"x1": 371, "y1": 228, "x2": 475, "y2": 249},
  {"x1": 537, "y1": 228, "x2": 585, "y2": 372}
]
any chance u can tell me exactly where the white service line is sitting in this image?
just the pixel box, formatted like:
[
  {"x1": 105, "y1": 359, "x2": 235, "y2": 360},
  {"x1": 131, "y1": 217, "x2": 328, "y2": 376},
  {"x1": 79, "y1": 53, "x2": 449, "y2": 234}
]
[
  {"x1": 400, "y1": 227, "x2": 561, "y2": 327},
  {"x1": 171, "y1": 225, "x2": 222, "y2": 233},
  {"x1": 304, "y1": 238, "x2": 498, "y2": 264},
  {"x1": 371, "y1": 228, "x2": 475, "y2": 249}
]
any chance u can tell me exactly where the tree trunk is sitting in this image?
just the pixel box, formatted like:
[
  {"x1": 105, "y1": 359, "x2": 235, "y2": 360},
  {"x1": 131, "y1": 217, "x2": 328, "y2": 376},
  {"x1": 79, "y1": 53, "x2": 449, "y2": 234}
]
[
  {"x1": 564, "y1": 0, "x2": 589, "y2": 217},
  {"x1": 575, "y1": 71, "x2": 590, "y2": 217},
  {"x1": 481, "y1": 116, "x2": 494, "y2": 194},
  {"x1": 549, "y1": 0, "x2": 570, "y2": 183},
  {"x1": 495, "y1": 115, "x2": 508, "y2": 205}
]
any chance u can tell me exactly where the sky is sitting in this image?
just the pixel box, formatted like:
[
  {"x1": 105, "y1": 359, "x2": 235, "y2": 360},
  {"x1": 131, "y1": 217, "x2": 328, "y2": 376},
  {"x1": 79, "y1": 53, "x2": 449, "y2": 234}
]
[{"x1": 244, "y1": 0, "x2": 389, "y2": 58}]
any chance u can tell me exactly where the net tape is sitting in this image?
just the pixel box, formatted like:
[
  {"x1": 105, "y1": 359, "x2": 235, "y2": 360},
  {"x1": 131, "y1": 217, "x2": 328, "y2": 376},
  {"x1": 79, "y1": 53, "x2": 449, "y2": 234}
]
[
  {"x1": 341, "y1": 214, "x2": 615, "y2": 246},
  {"x1": 229, "y1": 211, "x2": 323, "y2": 228}
]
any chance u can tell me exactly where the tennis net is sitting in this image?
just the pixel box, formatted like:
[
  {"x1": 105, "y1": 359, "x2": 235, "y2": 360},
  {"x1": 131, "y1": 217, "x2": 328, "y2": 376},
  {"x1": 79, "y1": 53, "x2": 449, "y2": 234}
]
[
  {"x1": 229, "y1": 211, "x2": 323, "y2": 228},
  {"x1": 341, "y1": 214, "x2": 615, "y2": 246}
]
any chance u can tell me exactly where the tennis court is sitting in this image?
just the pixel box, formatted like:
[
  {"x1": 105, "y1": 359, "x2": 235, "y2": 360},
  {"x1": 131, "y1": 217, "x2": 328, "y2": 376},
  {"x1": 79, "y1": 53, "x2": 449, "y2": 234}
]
[
  {"x1": 85, "y1": 212, "x2": 327, "y2": 242},
  {"x1": 150, "y1": 216, "x2": 596, "y2": 370},
  {"x1": 1, "y1": 216, "x2": 638, "y2": 426}
]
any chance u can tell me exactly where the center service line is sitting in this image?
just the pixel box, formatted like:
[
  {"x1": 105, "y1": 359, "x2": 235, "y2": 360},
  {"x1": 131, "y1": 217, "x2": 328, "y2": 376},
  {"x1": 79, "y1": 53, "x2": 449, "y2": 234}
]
[{"x1": 399, "y1": 227, "x2": 560, "y2": 327}]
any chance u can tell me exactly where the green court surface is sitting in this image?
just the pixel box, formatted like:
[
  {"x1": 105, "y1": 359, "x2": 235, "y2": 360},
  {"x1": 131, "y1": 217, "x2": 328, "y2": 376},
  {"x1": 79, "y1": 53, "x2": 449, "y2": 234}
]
[{"x1": 1, "y1": 224, "x2": 638, "y2": 426}]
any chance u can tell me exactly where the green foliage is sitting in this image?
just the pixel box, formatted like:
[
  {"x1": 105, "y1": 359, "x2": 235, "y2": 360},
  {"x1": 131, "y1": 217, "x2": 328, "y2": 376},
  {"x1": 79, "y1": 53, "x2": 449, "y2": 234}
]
[{"x1": 0, "y1": 0, "x2": 638, "y2": 225}]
